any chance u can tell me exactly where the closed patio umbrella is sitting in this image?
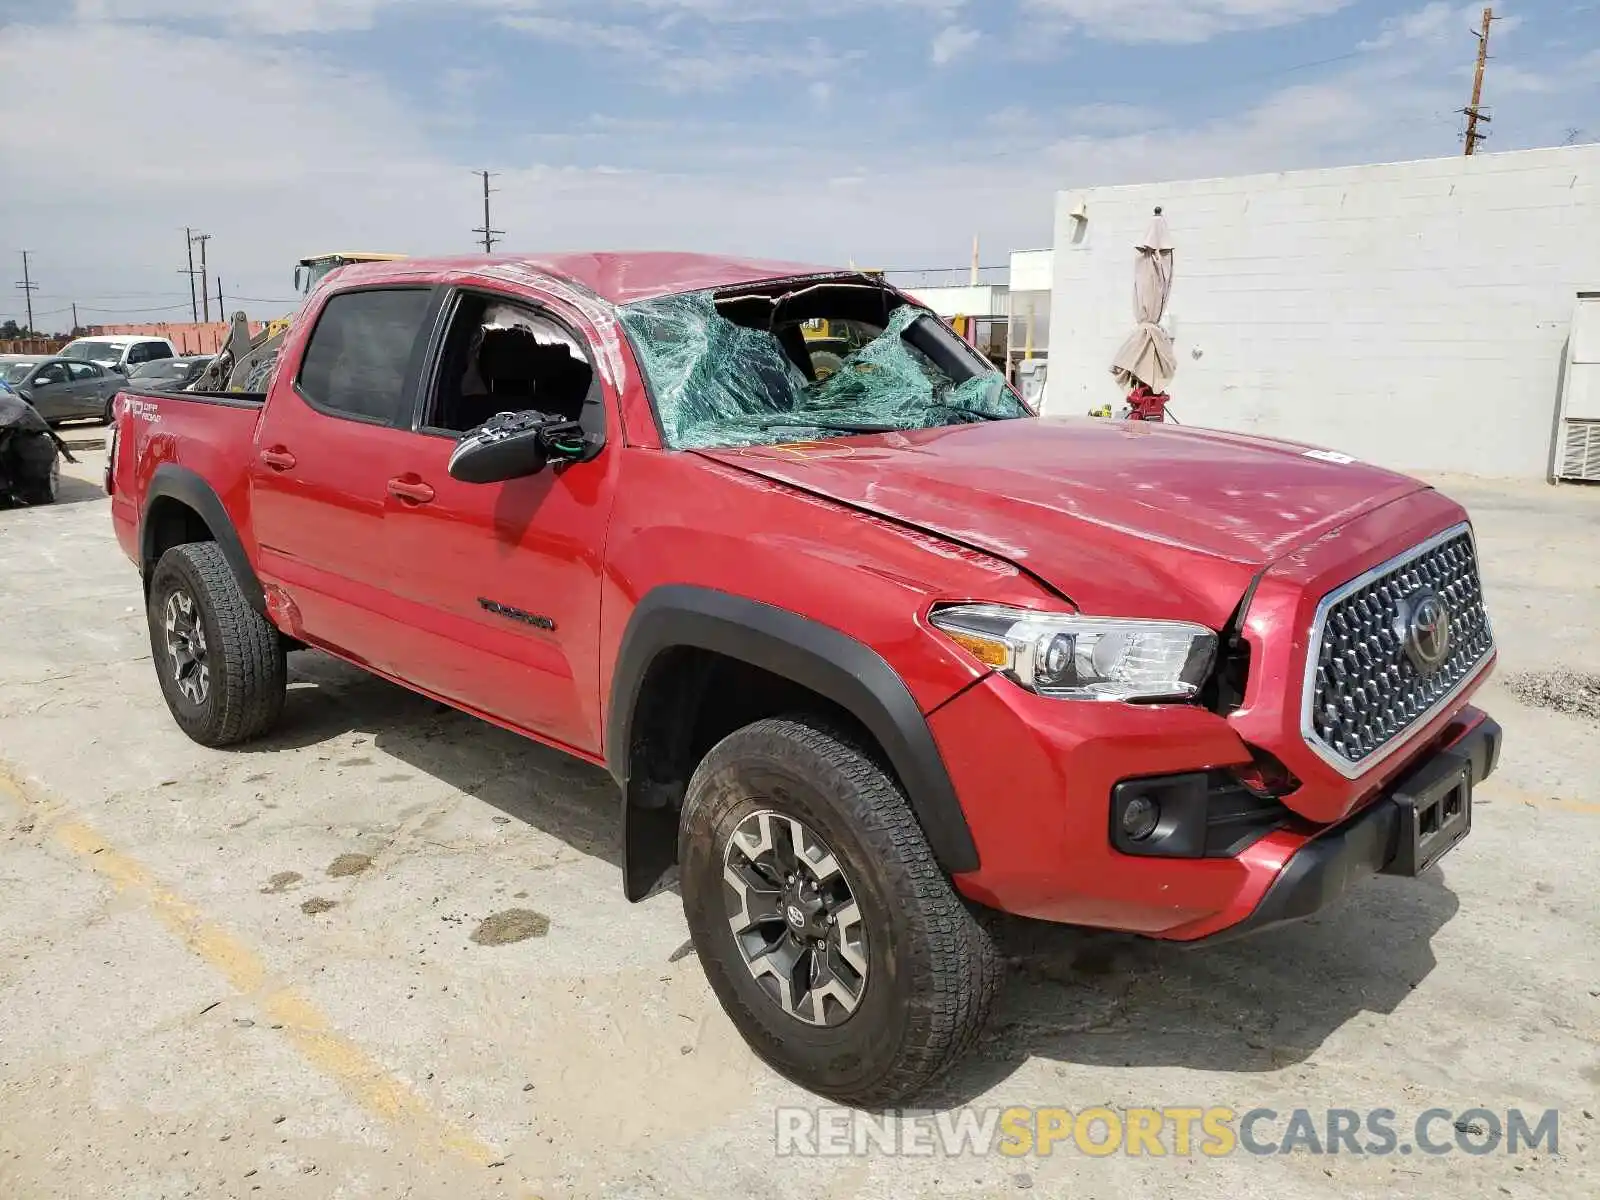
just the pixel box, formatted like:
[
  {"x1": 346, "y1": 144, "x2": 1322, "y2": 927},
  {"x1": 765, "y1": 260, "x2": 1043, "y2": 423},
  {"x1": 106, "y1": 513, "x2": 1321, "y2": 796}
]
[{"x1": 1110, "y1": 208, "x2": 1176, "y2": 395}]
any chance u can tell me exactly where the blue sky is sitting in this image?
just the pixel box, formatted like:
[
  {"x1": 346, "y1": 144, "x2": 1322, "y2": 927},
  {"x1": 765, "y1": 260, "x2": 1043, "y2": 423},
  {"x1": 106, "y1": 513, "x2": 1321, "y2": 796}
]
[{"x1": 2, "y1": 0, "x2": 1597, "y2": 326}]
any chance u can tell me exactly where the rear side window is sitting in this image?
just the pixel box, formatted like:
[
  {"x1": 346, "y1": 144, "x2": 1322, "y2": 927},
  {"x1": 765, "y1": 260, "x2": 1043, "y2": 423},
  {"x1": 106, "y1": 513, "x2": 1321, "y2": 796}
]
[
  {"x1": 297, "y1": 289, "x2": 434, "y2": 424},
  {"x1": 67, "y1": 362, "x2": 100, "y2": 381},
  {"x1": 143, "y1": 342, "x2": 173, "y2": 362}
]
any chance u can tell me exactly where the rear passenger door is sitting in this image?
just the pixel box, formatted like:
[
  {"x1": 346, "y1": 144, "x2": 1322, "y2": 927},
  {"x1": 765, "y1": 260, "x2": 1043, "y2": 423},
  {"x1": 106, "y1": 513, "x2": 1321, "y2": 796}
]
[
  {"x1": 64, "y1": 362, "x2": 106, "y2": 417},
  {"x1": 248, "y1": 286, "x2": 443, "y2": 671}
]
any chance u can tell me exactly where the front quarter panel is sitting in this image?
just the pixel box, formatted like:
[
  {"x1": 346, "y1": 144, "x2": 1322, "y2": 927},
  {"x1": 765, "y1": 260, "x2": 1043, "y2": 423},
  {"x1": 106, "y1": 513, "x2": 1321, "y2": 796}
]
[{"x1": 601, "y1": 449, "x2": 1055, "y2": 723}]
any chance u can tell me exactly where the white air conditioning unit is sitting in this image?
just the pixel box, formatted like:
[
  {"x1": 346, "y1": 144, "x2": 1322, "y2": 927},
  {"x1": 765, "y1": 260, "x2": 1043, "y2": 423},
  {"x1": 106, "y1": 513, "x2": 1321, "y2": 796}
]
[{"x1": 1555, "y1": 294, "x2": 1600, "y2": 483}]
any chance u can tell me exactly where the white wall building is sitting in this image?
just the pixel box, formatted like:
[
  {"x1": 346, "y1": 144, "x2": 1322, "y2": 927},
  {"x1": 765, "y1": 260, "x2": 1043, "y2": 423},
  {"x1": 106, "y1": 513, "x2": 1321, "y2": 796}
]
[
  {"x1": 905, "y1": 283, "x2": 1009, "y2": 320},
  {"x1": 1046, "y1": 145, "x2": 1600, "y2": 478}
]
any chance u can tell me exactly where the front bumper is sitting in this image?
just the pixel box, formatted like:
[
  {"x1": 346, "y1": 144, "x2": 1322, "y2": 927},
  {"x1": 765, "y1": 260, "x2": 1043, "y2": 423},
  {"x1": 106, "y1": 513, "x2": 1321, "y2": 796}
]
[
  {"x1": 932, "y1": 667, "x2": 1499, "y2": 939},
  {"x1": 1190, "y1": 713, "x2": 1500, "y2": 944}
]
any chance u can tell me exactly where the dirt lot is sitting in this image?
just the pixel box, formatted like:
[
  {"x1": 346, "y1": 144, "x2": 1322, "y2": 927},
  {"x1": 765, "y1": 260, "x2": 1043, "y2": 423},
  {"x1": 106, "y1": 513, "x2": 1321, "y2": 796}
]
[{"x1": 2, "y1": 440, "x2": 1597, "y2": 1199}]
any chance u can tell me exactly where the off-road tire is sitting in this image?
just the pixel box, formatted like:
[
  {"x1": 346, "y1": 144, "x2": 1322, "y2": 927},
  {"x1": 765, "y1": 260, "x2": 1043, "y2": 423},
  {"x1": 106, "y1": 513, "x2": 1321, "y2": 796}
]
[
  {"x1": 680, "y1": 716, "x2": 1000, "y2": 1106},
  {"x1": 147, "y1": 542, "x2": 286, "y2": 747}
]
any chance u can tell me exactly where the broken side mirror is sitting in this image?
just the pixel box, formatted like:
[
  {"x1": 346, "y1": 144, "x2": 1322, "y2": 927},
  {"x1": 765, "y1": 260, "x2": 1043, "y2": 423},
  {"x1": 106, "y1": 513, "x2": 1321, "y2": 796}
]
[{"x1": 448, "y1": 411, "x2": 588, "y2": 484}]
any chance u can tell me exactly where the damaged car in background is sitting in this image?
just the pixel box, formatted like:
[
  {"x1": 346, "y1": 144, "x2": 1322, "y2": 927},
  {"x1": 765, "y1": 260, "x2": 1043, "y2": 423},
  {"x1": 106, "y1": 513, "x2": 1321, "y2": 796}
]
[{"x1": 0, "y1": 386, "x2": 75, "y2": 506}]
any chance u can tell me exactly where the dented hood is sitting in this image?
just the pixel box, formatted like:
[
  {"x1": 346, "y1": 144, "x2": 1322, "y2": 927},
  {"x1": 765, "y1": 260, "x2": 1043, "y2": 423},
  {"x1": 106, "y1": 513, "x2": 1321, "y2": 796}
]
[{"x1": 701, "y1": 418, "x2": 1424, "y2": 628}]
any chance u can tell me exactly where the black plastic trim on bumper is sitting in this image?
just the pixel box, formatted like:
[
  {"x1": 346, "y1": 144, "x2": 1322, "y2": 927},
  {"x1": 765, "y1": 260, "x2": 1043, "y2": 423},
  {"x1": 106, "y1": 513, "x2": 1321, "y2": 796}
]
[{"x1": 1192, "y1": 715, "x2": 1502, "y2": 946}]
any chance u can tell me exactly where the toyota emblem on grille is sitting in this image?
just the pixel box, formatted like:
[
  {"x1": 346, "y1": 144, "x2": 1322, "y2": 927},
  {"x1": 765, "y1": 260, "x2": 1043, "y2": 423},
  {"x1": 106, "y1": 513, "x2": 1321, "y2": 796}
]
[{"x1": 1398, "y1": 592, "x2": 1452, "y2": 674}]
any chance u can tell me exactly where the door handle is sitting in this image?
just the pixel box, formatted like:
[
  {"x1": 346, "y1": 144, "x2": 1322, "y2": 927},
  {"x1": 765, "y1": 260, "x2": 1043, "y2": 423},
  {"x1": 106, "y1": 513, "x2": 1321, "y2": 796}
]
[
  {"x1": 387, "y1": 476, "x2": 436, "y2": 505},
  {"x1": 259, "y1": 447, "x2": 297, "y2": 471}
]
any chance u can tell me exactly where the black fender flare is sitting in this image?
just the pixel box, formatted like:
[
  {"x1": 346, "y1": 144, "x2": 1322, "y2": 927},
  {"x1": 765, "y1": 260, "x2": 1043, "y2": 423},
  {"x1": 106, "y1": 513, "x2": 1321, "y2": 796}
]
[
  {"x1": 608, "y1": 585, "x2": 980, "y2": 899},
  {"x1": 141, "y1": 464, "x2": 266, "y2": 615}
]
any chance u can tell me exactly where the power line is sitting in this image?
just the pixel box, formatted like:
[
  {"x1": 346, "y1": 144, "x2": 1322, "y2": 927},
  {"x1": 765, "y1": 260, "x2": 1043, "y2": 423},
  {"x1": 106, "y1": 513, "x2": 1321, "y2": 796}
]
[
  {"x1": 35, "y1": 290, "x2": 194, "y2": 301},
  {"x1": 15, "y1": 251, "x2": 39, "y2": 333},
  {"x1": 473, "y1": 169, "x2": 505, "y2": 254},
  {"x1": 72, "y1": 301, "x2": 198, "y2": 315},
  {"x1": 1462, "y1": 6, "x2": 1498, "y2": 155}
]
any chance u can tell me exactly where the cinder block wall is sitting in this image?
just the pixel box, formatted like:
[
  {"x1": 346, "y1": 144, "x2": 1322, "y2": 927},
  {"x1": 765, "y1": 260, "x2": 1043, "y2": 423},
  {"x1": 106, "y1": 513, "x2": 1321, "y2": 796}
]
[{"x1": 1046, "y1": 145, "x2": 1600, "y2": 478}]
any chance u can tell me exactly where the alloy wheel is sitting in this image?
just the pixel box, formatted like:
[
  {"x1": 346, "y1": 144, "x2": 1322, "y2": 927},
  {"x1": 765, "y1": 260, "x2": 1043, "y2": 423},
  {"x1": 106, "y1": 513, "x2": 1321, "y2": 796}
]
[
  {"x1": 163, "y1": 589, "x2": 210, "y2": 705},
  {"x1": 722, "y1": 810, "x2": 868, "y2": 1027}
]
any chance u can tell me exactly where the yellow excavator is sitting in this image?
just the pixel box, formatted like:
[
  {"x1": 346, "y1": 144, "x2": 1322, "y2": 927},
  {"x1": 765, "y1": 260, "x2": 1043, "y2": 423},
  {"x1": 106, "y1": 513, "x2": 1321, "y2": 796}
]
[
  {"x1": 802, "y1": 267, "x2": 884, "y2": 381},
  {"x1": 198, "y1": 252, "x2": 407, "y2": 392},
  {"x1": 294, "y1": 252, "x2": 408, "y2": 299}
]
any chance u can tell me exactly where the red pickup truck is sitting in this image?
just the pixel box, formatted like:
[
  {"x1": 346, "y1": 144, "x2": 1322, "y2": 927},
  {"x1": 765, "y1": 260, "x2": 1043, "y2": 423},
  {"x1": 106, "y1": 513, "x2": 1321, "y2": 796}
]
[{"x1": 109, "y1": 253, "x2": 1500, "y2": 1105}]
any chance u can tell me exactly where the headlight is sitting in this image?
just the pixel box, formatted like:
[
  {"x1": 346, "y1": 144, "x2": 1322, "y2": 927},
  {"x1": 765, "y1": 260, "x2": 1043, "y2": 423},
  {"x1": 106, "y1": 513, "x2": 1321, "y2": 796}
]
[{"x1": 929, "y1": 603, "x2": 1217, "y2": 702}]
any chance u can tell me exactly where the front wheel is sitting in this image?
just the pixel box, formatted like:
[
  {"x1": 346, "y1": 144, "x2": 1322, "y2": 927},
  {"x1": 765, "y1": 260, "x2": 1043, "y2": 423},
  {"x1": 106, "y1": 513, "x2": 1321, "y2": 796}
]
[
  {"x1": 147, "y1": 542, "x2": 287, "y2": 747},
  {"x1": 680, "y1": 717, "x2": 1000, "y2": 1106},
  {"x1": 16, "y1": 450, "x2": 60, "y2": 505}
]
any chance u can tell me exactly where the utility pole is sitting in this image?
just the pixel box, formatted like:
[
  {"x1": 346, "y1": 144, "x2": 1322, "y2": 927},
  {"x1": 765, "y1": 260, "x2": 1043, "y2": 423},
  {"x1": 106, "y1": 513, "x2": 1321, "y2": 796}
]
[
  {"x1": 15, "y1": 251, "x2": 39, "y2": 335},
  {"x1": 72, "y1": 303, "x2": 80, "y2": 334},
  {"x1": 1462, "y1": 7, "x2": 1497, "y2": 156},
  {"x1": 180, "y1": 227, "x2": 200, "y2": 321},
  {"x1": 473, "y1": 170, "x2": 504, "y2": 254},
  {"x1": 216, "y1": 277, "x2": 225, "y2": 320},
  {"x1": 191, "y1": 232, "x2": 213, "y2": 321}
]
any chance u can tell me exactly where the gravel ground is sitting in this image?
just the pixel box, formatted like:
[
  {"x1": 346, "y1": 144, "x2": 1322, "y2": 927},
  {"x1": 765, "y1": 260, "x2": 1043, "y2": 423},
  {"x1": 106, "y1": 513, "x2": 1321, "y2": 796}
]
[{"x1": 0, "y1": 444, "x2": 1596, "y2": 1199}]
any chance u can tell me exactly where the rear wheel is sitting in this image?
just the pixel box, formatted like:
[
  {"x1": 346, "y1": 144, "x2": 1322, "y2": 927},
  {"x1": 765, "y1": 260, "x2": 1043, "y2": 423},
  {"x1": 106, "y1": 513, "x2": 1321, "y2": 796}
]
[
  {"x1": 679, "y1": 717, "x2": 1000, "y2": 1106},
  {"x1": 147, "y1": 542, "x2": 286, "y2": 747}
]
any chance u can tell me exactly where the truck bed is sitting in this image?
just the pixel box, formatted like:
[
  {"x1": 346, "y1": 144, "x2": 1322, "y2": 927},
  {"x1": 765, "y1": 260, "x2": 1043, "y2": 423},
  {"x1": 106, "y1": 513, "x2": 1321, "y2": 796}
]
[
  {"x1": 117, "y1": 386, "x2": 267, "y2": 407},
  {"x1": 109, "y1": 386, "x2": 268, "y2": 569}
]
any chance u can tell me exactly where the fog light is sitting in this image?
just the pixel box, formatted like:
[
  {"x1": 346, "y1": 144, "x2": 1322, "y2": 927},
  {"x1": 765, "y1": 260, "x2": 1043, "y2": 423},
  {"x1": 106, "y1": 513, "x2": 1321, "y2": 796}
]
[{"x1": 1121, "y1": 795, "x2": 1161, "y2": 841}]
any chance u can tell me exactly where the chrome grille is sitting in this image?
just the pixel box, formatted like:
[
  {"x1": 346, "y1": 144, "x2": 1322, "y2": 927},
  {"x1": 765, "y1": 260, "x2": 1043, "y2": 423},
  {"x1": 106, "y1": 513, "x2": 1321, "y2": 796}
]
[{"x1": 1304, "y1": 525, "x2": 1493, "y2": 775}]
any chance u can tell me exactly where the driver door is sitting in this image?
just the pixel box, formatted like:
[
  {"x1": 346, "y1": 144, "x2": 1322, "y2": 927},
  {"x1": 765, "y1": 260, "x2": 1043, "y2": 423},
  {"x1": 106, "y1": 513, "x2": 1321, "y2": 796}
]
[
  {"x1": 380, "y1": 287, "x2": 619, "y2": 755},
  {"x1": 27, "y1": 362, "x2": 72, "y2": 421}
]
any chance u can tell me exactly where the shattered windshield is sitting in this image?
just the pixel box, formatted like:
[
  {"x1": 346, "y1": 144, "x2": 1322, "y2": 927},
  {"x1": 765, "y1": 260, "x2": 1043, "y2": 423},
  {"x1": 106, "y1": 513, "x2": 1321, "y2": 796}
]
[{"x1": 619, "y1": 288, "x2": 1029, "y2": 450}]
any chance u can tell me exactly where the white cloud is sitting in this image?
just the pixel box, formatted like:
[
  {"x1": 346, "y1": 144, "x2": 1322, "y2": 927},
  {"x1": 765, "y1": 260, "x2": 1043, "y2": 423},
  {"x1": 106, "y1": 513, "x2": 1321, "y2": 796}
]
[
  {"x1": 1023, "y1": 0, "x2": 1352, "y2": 44},
  {"x1": 497, "y1": 14, "x2": 660, "y2": 57},
  {"x1": 930, "y1": 24, "x2": 980, "y2": 64},
  {"x1": 1359, "y1": 2, "x2": 1455, "y2": 50},
  {"x1": 73, "y1": 0, "x2": 393, "y2": 34},
  {"x1": 496, "y1": 11, "x2": 842, "y2": 92},
  {"x1": 3, "y1": 4, "x2": 1594, "y2": 330}
]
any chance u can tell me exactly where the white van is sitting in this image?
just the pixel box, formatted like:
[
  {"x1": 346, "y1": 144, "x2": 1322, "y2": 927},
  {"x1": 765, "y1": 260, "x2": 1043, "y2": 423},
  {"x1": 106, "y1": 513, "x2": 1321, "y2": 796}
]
[{"x1": 59, "y1": 336, "x2": 178, "y2": 375}]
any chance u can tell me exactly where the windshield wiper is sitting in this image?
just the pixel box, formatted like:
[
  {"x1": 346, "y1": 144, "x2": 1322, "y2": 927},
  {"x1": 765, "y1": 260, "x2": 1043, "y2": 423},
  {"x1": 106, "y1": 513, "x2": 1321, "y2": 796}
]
[{"x1": 751, "y1": 416, "x2": 901, "y2": 434}]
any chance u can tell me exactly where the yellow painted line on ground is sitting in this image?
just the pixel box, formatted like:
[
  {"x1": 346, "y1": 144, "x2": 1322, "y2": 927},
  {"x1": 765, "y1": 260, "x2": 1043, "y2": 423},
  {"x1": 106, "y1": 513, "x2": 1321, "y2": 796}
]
[{"x1": 0, "y1": 768, "x2": 513, "y2": 1179}]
